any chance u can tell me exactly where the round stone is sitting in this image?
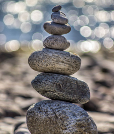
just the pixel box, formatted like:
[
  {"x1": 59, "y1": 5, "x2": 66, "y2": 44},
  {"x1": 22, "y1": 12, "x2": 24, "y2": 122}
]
[
  {"x1": 26, "y1": 100, "x2": 98, "y2": 134},
  {"x1": 43, "y1": 21, "x2": 71, "y2": 35},
  {"x1": 31, "y1": 73, "x2": 90, "y2": 104},
  {"x1": 28, "y1": 48, "x2": 81, "y2": 75},
  {"x1": 52, "y1": 5, "x2": 62, "y2": 12},
  {"x1": 51, "y1": 11, "x2": 68, "y2": 24},
  {"x1": 43, "y1": 35, "x2": 70, "y2": 50}
]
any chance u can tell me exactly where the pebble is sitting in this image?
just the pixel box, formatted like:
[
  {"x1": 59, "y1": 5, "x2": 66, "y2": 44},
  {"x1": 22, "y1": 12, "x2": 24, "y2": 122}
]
[
  {"x1": 43, "y1": 21, "x2": 71, "y2": 35},
  {"x1": 28, "y1": 48, "x2": 81, "y2": 75},
  {"x1": 51, "y1": 11, "x2": 68, "y2": 24},
  {"x1": 14, "y1": 128, "x2": 30, "y2": 134},
  {"x1": 14, "y1": 123, "x2": 30, "y2": 134},
  {"x1": 31, "y1": 73, "x2": 90, "y2": 104},
  {"x1": 43, "y1": 35, "x2": 70, "y2": 50},
  {"x1": 0, "y1": 101, "x2": 24, "y2": 117},
  {"x1": 26, "y1": 100, "x2": 98, "y2": 134},
  {"x1": 52, "y1": 5, "x2": 62, "y2": 12}
]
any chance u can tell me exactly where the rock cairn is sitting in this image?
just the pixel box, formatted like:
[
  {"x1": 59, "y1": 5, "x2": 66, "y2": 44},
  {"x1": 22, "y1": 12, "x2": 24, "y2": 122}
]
[{"x1": 27, "y1": 5, "x2": 98, "y2": 134}]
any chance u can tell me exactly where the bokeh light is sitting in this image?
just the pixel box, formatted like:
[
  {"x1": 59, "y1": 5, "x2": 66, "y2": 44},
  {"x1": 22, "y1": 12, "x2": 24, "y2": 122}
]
[
  {"x1": 5, "y1": 40, "x2": 20, "y2": 52},
  {"x1": 95, "y1": 0, "x2": 114, "y2": 7},
  {"x1": 14, "y1": 2, "x2": 26, "y2": 13},
  {"x1": 6, "y1": 1, "x2": 16, "y2": 14},
  {"x1": 73, "y1": 20, "x2": 85, "y2": 31},
  {"x1": 18, "y1": 11, "x2": 30, "y2": 22},
  {"x1": 32, "y1": 32, "x2": 43, "y2": 40},
  {"x1": 73, "y1": 0, "x2": 85, "y2": 8},
  {"x1": 25, "y1": 0, "x2": 38, "y2": 7},
  {"x1": 95, "y1": 11, "x2": 110, "y2": 22},
  {"x1": 0, "y1": 0, "x2": 113, "y2": 53},
  {"x1": 3, "y1": 14, "x2": 14, "y2": 26},
  {"x1": 79, "y1": 15, "x2": 89, "y2": 25},
  {"x1": 80, "y1": 26, "x2": 92, "y2": 37},
  {"x1": 20, "y1": 40, "x2": 30, "y2": 51},
  {"x1": 4, "y1": 1, "x2": 26, "y2": 14},
  {"x1": 68, "y1": 15, "x2": 78, "y2": 26},
  {"x1": 20, "y1": 22, "x2": 32, "y2": 33},
  {"x1": 31, "y1": 40, "x2": 43, "y2": 50},
  {"x1": 82, "y1": 5, "x2": 94, "y2": 15},
  {"x1": 103, "y1": 37, "x2": 113, "y2": 49},
  {"x1": 68, "y1": 10, "x2": 78, "y2": 25},
  {"x1": 80, "y1": 40, "x2": 101, "y2": 53},
  {"x1": 80, "y1": 41, "x2": 92, "y2": 52},
  {"x1": 94, "y1": 27, "x2": 106, "y2": 38},
  {"x1": 31, "y1": 10, "x2": 43, "y2": 24}
]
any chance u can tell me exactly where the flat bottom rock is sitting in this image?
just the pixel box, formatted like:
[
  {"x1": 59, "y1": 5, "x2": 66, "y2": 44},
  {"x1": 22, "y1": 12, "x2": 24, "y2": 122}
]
[
  {"x1": 32, "y1": 73, "x2": 90, "y2": 104},
  {"x1": 26, "y1": 100, "x2": 98, "y2": 134}
]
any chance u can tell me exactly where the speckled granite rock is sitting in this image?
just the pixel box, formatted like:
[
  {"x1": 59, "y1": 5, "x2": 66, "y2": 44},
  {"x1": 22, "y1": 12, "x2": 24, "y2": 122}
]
[
  {"x1": 28, "y1": 48, "x2": 81, "y2": 75},
  {"x1": 26, "y1": 100, "x2": 98, "y2": 134},
  {"x1": 51, "y1": 11, "x2": 68, "y2": 24},
  {"x1": 43, "y1": 35, "x2": 70, "y2": 50},
  {"x1": 31, "y1": 73, "x2": 90, "y2": 104},
  {"x1": 52, "y1": 5, "x2": 62, "y2": 12},
  {"x1": 43, "y1": 21, "x2": 71, "y2": 35}
]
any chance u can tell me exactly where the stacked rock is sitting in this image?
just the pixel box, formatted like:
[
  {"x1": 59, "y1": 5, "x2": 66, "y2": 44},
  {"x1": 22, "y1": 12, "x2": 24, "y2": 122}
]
[{"x1": 27, "y1": 5, "x2": 98, "y2": 134}]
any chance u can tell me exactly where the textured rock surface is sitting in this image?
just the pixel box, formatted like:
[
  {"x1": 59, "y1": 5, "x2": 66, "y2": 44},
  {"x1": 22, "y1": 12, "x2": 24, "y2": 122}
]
[
  {"x1": 32, "y1": 73, "x2": 90, "y2": 104},
  {"x1": 51, "y1": 11, "x2": 68, "y2": 24},
  {"x1": 52, "y1": 5, "x2": 62, "y2": 12},
  {"x1": 43, "y1": 21, "x2": 71, "y2": 35},
  {"x1": 28, "y1": 48, "x2": 81, "y2": 75},
  {"x1": 1, "y1": 53, "x2": 114, "y2": 133},
  {"x1": 43, "y1": 35, "x2": 70, "y2": 50},
  {"x1": 26, "y1": 100, "x2": 98, "y2": 134}
]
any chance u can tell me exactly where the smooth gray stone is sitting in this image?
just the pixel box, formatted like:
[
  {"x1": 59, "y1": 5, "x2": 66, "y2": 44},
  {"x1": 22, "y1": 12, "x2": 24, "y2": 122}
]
[
  {"x1": 43, "y1": 21, "x2": 71, "y2": 35},
  {"x1": 43, "y1": 35, "x2": 70, "y2": 50},
  {"x1": 51, "y1": 11, "x2": 68, "y2": 24},
  {"x1": 28, "y1": 48, "x2": 81, "y2": 75},
  {"x1": 52, "y1": 5, "x2": 62, "y2": 12},
  {"x1": 26, "y1": 100, "x2": 98, "y2": 134},
  {"x1": 31, "y1": 73, "x2": 90, "y2": 104}
]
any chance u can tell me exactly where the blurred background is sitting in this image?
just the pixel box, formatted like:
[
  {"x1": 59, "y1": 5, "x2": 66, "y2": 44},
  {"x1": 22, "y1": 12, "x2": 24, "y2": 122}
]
[{"x1": 0, "y1": 0, "x2": 114, "y2": 133}]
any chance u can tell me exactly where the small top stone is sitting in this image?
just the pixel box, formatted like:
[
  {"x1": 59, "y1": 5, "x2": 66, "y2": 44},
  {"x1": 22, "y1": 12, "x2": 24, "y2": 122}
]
[
  {"x1": 52, "y1": 5, "x2": 62, "y2": 12},
  {"x1": 51, "y1": 11, "x2": 68, "y2": 24}
]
